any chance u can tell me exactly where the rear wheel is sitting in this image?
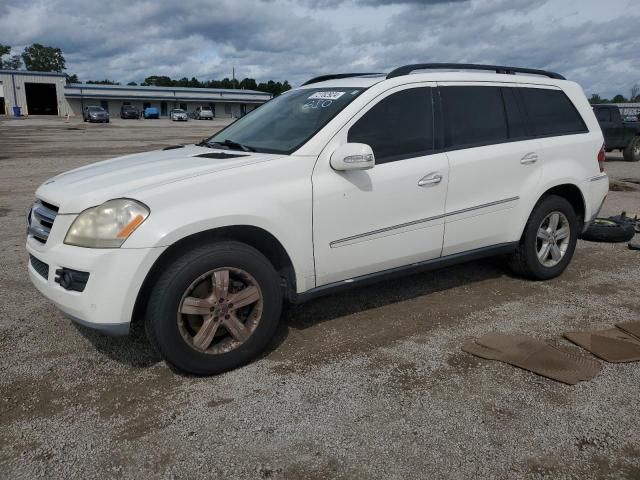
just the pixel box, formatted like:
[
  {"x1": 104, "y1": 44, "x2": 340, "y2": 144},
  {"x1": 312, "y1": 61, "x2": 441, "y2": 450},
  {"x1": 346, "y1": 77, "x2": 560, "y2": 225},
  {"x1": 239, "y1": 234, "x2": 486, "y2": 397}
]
[
  {"x1": 509, "y1": 195, "x2": 579, "y2": 280},
  {"x1": 145, "y1": 241, "x2": 282, "y2": 375},
  {"x1": 623, "y1": 137, "x2": 640, "y2": 162}
]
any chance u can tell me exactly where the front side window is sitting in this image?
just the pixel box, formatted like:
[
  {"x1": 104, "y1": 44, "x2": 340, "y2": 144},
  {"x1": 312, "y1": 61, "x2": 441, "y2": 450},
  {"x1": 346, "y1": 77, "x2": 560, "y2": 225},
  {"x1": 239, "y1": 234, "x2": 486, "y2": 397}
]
[
  {"x1": 519, "y1": 88, "x2": 588, "y2": 136},
  {"x1": 441, "y1": 86, "x2": 508, "y2": 149},
  {"x1": 207, "y1": 88, "x2": 365, "y2": 154},
  {"x1": 348, "y1": 87, "x2": 434, "y2": 164}
]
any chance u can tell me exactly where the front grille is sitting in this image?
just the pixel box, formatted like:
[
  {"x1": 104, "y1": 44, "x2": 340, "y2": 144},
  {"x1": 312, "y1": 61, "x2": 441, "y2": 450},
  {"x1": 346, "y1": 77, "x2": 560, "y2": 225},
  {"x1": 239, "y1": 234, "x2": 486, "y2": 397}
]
[
  {"x1": 30, "y1": 254, "x2": 49, "y2": 279},
  {"x1": 28, "y1": 200, "x2": 59, "y2": 244}
]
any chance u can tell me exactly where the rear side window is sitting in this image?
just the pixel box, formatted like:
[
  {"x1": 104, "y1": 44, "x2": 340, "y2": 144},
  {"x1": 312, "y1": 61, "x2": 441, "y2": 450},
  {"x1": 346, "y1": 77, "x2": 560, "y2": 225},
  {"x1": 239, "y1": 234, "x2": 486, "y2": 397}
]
[
  {"x1": 440, "y1": 86, "x2": 508, "y2": 149},
  {"x1": 594, "y1": 108, "x2": 611, "y2": 122},
  {"x1": 502, "y1": 87, "x2": 531, "y2": 140},
  {"x1": 519, "y1": 88, "x2": 588, "y2": 136},
  {"x1": 348, "y1": 87, "x2": 434, "y2": 164}
]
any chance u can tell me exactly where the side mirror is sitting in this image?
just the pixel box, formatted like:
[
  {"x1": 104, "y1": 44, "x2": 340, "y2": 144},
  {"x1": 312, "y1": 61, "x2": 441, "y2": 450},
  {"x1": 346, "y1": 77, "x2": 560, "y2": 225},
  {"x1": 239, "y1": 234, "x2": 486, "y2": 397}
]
[{"x1": 330, "y1": 143, "x2": 375, "y2": 171}]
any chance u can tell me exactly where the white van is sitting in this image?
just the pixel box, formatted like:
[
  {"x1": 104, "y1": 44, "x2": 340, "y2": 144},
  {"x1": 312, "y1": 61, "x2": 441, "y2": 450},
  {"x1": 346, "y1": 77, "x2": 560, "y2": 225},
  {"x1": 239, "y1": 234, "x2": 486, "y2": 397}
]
[{"x1": 27, "y1": 63, "x2": 608, "y2": 374}]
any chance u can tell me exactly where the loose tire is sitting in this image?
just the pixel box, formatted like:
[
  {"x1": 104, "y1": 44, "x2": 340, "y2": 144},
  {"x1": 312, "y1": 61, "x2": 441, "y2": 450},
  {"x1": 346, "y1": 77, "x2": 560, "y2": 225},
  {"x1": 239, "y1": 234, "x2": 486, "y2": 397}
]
[
  {"x1": 509, "y1": 195, "x2": 579, "y2": 280},
  {"x1": 145, "y1": 241, "x2": 282, "y2": 375},
  {"x1": 580, "y1": 218, "x2": 636, "y2": 243},
  {"x1": 623, "y1": 137, "x2": 640, "y2": 162}
]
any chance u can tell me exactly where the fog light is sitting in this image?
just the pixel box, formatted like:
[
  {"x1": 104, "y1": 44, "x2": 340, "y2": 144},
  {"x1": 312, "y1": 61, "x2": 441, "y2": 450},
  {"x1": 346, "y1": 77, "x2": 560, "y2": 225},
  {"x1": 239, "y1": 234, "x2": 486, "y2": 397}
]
[{"x1": 55, "y1": 268, "x2": 90, "y2": 292}]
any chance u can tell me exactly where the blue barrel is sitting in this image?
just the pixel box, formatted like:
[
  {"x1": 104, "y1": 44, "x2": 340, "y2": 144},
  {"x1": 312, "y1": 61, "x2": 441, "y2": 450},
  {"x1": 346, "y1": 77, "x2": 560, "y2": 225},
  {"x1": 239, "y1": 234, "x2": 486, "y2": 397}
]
[{"x1": 12, "y1": 106, "x2": 21, "y2": 117}]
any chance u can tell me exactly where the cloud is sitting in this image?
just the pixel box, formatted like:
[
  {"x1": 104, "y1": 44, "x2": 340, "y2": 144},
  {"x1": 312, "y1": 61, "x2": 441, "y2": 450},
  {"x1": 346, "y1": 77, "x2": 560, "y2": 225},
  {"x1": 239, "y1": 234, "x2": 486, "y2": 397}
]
[{"x1": 0, "y1": 0, "x2": 638, "y2": 97}]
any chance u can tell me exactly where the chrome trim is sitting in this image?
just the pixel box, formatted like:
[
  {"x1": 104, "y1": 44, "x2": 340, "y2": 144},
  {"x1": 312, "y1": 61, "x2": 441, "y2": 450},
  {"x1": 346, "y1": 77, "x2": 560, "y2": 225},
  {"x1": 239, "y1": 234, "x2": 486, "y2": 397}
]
[
  {"x1": 27, "y1": 200, "x2": 59, "y2": 244},
  {"x1": 329, "y1": 196, "x2": 519, "y2": 248},
  {"x1": 589, "y1": 174, "x2": 608, "y2": 182}
]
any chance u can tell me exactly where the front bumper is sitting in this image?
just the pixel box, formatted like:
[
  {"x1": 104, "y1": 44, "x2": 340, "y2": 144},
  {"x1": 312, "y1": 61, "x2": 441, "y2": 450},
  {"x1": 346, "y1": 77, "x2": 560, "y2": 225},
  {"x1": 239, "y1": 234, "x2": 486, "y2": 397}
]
[{"x1": 26, "y1": 216, "x2": 165, "y2": 335}]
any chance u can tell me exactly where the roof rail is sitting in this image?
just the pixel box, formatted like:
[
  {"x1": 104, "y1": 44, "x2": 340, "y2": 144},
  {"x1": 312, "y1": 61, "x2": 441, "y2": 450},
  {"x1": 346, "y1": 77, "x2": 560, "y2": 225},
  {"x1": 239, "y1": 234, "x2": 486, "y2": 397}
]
[
  {"x1": 386, "y1": 63, "x2": 565, "y2": 80},
  {"x1": 301, "y1": 73, "x2": 383, "y2": 86}
]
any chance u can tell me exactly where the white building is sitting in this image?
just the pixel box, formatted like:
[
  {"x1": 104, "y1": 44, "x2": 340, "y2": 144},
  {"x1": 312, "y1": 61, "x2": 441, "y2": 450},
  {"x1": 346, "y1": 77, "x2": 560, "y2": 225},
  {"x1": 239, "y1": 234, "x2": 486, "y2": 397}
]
[{"x1": 0, "y1": 70, "x2": 272, "y2": 118}]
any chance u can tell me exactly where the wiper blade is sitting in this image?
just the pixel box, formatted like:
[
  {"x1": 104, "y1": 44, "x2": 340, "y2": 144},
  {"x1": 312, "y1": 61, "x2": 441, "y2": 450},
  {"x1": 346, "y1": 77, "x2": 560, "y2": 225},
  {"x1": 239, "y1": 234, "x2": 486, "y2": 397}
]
[
  {"x1": 196, "y1": 138, "x2": 214, "y2": 148},
  {"x1": 209, "y1": 139, "x2": 255, "y2": 152}
]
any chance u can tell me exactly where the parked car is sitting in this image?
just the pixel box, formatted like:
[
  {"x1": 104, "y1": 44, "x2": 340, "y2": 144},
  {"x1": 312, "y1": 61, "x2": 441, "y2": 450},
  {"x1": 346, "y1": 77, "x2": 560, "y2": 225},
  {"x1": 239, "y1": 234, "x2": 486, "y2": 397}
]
[
  {"x1": 82, "y1": 106, "x2": 109, "y2": 123},
  {"x1": 27, "y1": 63, "x2": 608, "y2": 375},
  {"x1": 143, "y1": 107, "x2": 159, "y2": 119},
  {"x1": 170, "y1": 109, "x2": 188, "y2": 122},
  {"x1": 592, "y1": 104, "x2": 640, "y2": 161},
  {"x1": 194, "y1": 106, "x2": 214, "y2": 120},
  {"x1": 120, "y1": 105, "x2": 140, "y2": 119}
]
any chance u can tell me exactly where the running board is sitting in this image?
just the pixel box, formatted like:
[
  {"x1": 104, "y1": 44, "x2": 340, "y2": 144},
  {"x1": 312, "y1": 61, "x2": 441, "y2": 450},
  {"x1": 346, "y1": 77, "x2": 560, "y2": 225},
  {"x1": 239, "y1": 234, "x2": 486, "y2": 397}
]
[{"x1": 289, "y1": 242, "x2": 518, "y2": 304}]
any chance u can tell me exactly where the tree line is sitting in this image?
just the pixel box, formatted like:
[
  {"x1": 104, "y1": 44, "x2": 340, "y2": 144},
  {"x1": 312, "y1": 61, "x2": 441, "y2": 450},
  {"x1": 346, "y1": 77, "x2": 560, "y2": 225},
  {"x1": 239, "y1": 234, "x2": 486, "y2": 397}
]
[
  {"x1": 589, "y1": 85, "x2": 640, "y2": 104},
  {"x1": 1, "y1": 43, "x2": 291, "y2": 96}
]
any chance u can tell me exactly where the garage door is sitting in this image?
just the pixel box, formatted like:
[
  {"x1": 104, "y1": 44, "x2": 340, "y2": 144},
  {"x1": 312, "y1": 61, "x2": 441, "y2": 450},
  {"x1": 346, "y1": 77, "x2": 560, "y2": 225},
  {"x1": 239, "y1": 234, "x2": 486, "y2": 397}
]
[{"x1": 25, "y1": 83, "x2": 58, "y2": 115}]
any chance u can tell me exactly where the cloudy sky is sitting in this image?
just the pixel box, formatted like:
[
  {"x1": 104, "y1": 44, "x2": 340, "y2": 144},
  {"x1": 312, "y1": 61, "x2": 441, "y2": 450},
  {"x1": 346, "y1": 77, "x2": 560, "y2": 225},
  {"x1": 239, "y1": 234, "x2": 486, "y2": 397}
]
[{"x1": 1, "y1": 0, "x2": 638, "y2": 97}]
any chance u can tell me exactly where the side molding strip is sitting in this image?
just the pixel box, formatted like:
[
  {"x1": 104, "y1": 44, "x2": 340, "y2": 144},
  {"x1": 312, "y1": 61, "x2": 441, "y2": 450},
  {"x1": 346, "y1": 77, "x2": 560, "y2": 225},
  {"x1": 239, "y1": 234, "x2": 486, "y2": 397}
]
[{"x1": 329, "y1": 196, "x2": 519, "y2": 248}]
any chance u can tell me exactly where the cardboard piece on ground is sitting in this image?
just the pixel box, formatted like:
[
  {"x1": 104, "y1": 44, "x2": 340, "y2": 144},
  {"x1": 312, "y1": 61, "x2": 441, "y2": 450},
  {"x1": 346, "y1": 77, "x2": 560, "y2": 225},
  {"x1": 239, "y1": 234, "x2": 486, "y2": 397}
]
[
  {"x1": 462, "y1": 333, "x2": 601, "y2": 385},
  {"x1": 564, "y1": 328, "x2": 640, "y2": 363},
  {"x1": 616, "y1": 321, "x2": 640, "y2": 340}
]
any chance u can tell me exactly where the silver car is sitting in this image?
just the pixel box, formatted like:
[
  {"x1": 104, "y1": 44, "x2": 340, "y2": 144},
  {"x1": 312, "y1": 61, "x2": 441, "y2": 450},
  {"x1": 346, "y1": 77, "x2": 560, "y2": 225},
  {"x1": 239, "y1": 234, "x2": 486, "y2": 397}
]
[
  {"x1": 83, "y1": 106, "x2": 109, "y2": 123},
  {"x1": 170, "y1": 109, "x2": 188, "y2": 121}
]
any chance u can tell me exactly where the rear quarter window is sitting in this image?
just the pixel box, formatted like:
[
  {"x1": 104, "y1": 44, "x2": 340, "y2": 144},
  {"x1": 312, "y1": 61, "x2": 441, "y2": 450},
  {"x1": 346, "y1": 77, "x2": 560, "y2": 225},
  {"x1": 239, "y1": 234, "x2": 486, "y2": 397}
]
[{"x1": 519, "y1": 88, "x2": 588, "y2": 137}]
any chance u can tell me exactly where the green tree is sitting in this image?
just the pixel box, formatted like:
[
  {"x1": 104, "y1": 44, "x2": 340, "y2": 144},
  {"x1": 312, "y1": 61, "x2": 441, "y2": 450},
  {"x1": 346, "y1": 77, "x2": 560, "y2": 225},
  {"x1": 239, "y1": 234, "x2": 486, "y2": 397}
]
[
  {"x1": 21, "y1": 43, "x2": 66, "y2": 72},
  {"x1": 65, "y1": 73, "x2": 80, "y2": 84},
  {"x1": 630, "y1": 84, "x2": 640, "y2": 102},
  {"x1": 611, "y1": 94, "x2": 626, "y2": 103},
  {"x1": 86, "y1": 79, "x2": 120, "y2": 85},
  {"x1": 127, "y1": 81, "x2": 137, "y2": 86},
  {"x1": 0, "y1": 45, "x2": 22, "y2": 69}
]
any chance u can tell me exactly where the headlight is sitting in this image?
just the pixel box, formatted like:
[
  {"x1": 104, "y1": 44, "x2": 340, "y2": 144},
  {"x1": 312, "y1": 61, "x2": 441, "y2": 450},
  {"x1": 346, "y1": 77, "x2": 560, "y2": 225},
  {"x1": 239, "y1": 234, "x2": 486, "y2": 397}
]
[{"x1": 64, "y1": 199, "x2": 149, "y2": 248}]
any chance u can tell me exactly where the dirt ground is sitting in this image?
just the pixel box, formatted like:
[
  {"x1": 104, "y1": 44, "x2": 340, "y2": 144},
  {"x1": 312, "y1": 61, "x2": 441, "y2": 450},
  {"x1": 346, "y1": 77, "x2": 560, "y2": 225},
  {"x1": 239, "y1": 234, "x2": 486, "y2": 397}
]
[{"x1": 1, "y1": 117, "x2": 639, "y2": 480}]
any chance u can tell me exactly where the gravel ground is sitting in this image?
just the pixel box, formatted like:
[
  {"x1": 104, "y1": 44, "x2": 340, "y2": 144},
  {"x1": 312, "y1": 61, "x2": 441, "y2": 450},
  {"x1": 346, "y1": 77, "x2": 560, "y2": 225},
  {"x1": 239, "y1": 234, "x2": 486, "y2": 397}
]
[{"x1": 1, "y1": 117, "x2": 639, "y2": 479}]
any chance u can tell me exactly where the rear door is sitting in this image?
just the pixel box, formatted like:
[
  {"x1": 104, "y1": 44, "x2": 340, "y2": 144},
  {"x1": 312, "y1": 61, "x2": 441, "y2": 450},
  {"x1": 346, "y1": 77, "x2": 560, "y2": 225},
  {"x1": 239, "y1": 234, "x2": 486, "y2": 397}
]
[
  {"x1": 439, "y1": 84, "x2": 542, "y2": 255},
  {"x1": 312, "y1": 84, "x2": 449, "y2": 286},
  {"x1": 594, "y1": 106, "x2": 621, "y2": 148}
]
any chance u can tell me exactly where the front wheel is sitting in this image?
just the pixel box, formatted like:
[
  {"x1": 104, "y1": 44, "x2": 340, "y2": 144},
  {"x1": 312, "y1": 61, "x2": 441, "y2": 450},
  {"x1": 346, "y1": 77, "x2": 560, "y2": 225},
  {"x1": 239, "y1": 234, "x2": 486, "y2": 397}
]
[
  {"x1": 145, "y1": 241, "x2": 282, "y2": 375},
  {"x1": 509, "y1": 195, "x2": 579, "y2": 280}
]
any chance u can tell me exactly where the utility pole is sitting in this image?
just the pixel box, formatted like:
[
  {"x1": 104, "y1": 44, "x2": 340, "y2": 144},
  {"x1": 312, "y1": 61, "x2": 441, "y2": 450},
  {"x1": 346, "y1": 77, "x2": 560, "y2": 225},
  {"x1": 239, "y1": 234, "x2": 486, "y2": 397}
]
[{"x1": 232, "y1": 65, "x2": 235, "y2": 87}]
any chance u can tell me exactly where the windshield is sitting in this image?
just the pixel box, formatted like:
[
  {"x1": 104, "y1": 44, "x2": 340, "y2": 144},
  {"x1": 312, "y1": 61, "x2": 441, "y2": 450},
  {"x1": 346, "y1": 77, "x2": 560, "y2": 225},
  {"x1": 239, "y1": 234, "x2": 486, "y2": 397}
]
[
  {"x1": 88, "y1": 106, "x2": 103, "y2": 111},
  {"x1": 173, "y1": 109, "x2": 186, "y2": 113},
  {"x1": 207, "y1": 87, "x2": 365, "y2": 154}
]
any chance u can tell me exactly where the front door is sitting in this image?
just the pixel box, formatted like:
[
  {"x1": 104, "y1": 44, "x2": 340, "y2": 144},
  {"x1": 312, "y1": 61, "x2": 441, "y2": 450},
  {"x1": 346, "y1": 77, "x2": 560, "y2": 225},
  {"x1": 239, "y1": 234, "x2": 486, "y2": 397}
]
[
  {"x1": 161, "y1": 101, "x2": 168, "y2": 117},
  {"x1": 312, "y1": 84, "x2": 449, "y2": 286}
]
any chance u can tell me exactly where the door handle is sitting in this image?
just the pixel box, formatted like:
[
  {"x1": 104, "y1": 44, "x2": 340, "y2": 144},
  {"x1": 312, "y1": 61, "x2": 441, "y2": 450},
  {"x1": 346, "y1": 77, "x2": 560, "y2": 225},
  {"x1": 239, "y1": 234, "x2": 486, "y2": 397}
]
[
  {"x1": 418, "y1": 172, "x2": 443, "y2": 187},
  {"x1": 520, "y1": 152, "x2": 538, "y2": 164}
]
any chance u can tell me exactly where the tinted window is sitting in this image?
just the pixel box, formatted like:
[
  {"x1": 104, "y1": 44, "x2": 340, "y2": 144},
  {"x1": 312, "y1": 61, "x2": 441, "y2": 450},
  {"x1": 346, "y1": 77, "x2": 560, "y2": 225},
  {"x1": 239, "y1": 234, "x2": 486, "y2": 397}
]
[
  {"x1": 594, "y1": 108, "x2": 611, "y2": 122},
  {"x1": 502, "y1": 87, "x2": 531, "y2": 140},
  {"x1": 520, "y1": 88, "x2": 588, "y2": 136},
  {"x1": 348, "y1": 87, "x2": 433, "y2": 164},
  {"x1": 441, "y1": 86, "x2": 508, "y2": 149}
]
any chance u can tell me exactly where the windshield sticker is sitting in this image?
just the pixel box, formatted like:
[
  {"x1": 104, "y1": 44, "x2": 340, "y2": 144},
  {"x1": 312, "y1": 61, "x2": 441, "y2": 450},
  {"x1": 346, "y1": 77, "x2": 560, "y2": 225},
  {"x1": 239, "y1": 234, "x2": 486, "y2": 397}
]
[
  {"x1": 308, "y1": 91, "x2": 345, "y2": 100},
  {"x1": 303, "y1": 99, "x2": 334, "y2": 109}
]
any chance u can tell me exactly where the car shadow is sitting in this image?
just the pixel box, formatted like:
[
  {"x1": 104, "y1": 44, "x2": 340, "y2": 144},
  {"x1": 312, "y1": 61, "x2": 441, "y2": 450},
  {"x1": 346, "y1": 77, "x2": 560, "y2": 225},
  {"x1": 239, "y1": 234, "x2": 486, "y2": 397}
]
[{"x1": 77, "y1": 256, "x2": 509, "y2": 369}]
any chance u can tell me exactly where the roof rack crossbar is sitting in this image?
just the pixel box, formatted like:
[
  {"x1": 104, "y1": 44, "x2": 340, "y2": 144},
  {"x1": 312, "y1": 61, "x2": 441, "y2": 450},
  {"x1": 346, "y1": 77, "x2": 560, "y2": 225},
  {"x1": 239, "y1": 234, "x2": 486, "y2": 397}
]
[
  {"x1": 301, "y1": 73, "x2": 383, "y2": 86},
  {"x1": 386, "y1": 63, "x2": 565, "y2": 80}
]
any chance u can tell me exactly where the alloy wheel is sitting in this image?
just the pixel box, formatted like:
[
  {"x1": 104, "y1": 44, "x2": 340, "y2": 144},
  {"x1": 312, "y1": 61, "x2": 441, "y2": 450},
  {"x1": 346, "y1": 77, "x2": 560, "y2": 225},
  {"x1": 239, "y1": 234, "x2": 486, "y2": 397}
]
[
  {"x1": 536, "y1": 211, "x2": 571, "y2": 267},
  {"x1": 177, "y1": 267, "x2": 263, "y2": 354}
]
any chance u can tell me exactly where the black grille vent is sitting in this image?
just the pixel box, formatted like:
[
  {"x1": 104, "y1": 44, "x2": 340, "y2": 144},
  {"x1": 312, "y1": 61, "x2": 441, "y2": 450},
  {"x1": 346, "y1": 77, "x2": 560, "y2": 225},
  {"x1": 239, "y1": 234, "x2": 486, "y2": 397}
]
[{"x1": 30, "y1": 255, "x2": 49, "y2": 279}]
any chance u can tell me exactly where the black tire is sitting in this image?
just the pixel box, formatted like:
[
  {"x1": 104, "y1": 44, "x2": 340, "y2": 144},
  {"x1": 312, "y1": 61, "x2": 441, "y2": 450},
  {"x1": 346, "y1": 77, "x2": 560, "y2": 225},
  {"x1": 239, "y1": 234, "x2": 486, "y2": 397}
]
[
  {"x1": 145, "y1": 241, "x2": 282, "y2": 375},
  {"x1": 580, "y1": 218, "x2": 636, "y2": 243},
  {"x1": 623, "y1": 137, "x2": 640, "y2": 162},
  {"x1": 509, "y1": 195, "x2": 579, "y2": 280}
]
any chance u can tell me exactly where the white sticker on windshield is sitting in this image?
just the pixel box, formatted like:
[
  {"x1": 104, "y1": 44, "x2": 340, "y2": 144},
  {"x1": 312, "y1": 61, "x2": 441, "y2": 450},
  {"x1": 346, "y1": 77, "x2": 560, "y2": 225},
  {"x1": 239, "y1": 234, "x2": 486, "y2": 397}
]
[{"x1": 308, "y1": 91, "x2": 345, "y2": 100}]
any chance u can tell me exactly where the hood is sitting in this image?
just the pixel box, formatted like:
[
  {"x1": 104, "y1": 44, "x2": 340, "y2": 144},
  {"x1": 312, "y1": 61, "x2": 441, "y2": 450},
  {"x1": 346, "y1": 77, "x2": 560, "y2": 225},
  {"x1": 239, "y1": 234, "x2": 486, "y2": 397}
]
[{"x1": 36, "y1": 145, "x2": 284, "y2": 213}]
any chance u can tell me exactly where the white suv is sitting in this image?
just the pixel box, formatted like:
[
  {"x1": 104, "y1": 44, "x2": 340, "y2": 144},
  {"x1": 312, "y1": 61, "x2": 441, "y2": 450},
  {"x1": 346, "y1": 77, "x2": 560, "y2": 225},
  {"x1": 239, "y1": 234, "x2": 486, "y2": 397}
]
[{"x1": 27, "y1": 63, "x2": 608, "y2": 375}]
